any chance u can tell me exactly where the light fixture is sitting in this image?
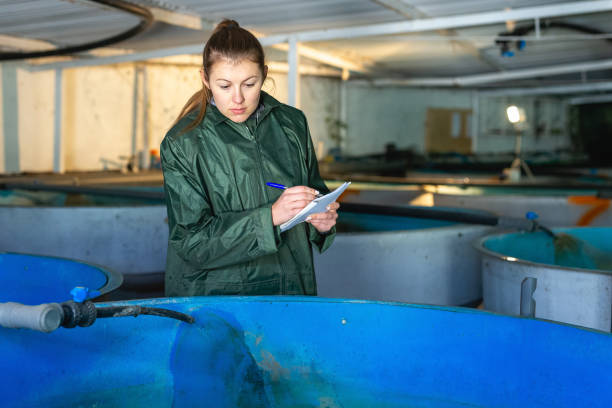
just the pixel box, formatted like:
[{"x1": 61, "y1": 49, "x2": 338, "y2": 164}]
[
  {"x1": 506, "y1": 105, "x2": 525, "y2": 124},
  {"x1": 503, "y1": 105, "x2": 534, "y2": 181}
]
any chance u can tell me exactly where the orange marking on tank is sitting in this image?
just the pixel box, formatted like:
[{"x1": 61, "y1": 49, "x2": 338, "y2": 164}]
[{"x1": 567, "y1": 196, "x2": 611, "y2": 226}]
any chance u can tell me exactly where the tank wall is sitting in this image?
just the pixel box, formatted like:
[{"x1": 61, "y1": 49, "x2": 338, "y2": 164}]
[
  {"x1": 315, "y1": 225, "x2": 492, "y2": 305},
  {"x1": 434, "y1": 193, "x2": 612, "y2": 227},
  {"x1": 483, "y1": 232, "x2": 556, "y2": 264},
  {"x1": 0, "y1": 206, "x2": 168, "y2": 275},
  {"x1": 481, "y1": 254, "x2": 612, "y2": 331}
]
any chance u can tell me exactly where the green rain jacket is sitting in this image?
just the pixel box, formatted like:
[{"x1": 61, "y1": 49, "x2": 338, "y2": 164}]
[{"x1": 161, "y1": 91, "x2": 335, "y2": 297}]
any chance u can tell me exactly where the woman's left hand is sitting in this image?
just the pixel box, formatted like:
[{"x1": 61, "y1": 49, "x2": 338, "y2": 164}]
[{"x1": 306, "y1": 202, "x2": 340, "y2": 233}]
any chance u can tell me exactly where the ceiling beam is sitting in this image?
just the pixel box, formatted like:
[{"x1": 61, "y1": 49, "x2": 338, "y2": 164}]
[
  {"x1": 25, "y1": 39, "x2": 365, "y2": 74},
  {"x1": 267, "y1": 61, "x2": 341, "y2": 77},
  {"x1": 479, "y1": 82, "x2": 612, "y2": 96},
  {"x1": 356, "y1": 59, "x2": 612, "y2": 87},
  {"x1": 147, "y1": 6, "x2": 213, "y2": 31},
  {"x1": 271, "y1": 43, "x2": 366, "y2": 73},
  {"x1": 569, "y1": 93, "x2": 612, "y2": 104},
  {"x1": 261, "y1": 1, "x2": 612, "y2": 43},
  {"x1": 25, "y1": 44, "x2": 204, "y2": 71},
  {"x1": 0, "y1": 35, "x2": 56, "y2": 52}
]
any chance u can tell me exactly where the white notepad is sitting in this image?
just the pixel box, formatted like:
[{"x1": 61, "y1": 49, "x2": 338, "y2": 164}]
[{"x1": 280, "y1": 181, "x2": 351, "y2": 232}]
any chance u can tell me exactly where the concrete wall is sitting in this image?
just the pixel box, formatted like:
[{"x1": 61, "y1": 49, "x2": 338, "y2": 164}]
[
  {"x1": 344, "y1": 84, "x2": 474, "y2": 156},
  {"x1": 145, "y1": 65, "x2": 339, "y2": 162},
  {"x1": 63, "y1": 66, "x2": 135, "y2": 171},
  {"x1": 17, "y1": 68, "x2": 55, "y2": 172},
  {"x1": 477, "y1": 95, "x2": 570, "y2": 154},
  {"x1": 0, "y1": 59, "x2": 341, "y2": 175},
  {"x1": 0, "y1": 57, "x2": 572, "y2": 174},
  {"x1": 146, "y1": 64, "x2": 202, "y2": 154},
  {"x1": 300, "y1": 76, "x2": 341, "y2": 159},
  {"x1": 343, "y1": 83, "x2": 571, "y2": 156}
]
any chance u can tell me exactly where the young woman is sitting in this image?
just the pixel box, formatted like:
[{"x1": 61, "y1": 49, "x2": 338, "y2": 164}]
[{"x1": 161, "y1": 19, "x2": 339, "y2": 297}]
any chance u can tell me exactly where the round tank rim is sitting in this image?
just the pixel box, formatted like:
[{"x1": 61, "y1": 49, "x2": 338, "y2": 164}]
[
  {"x1": 0, "y1": 251, "x2": 123, "y2": 296},
  {"x1": 472, "y1": 229, "x2": 612, "y2": 277},
  {"x1": 335, "y1": 222, "x2": 489, "y2": 236},
  {"x1": 100, "y1": 295, "x2": 612, "y2": 335},
  {"x1": 0, "y1": 204, "x2": 165, "y2": 209}
]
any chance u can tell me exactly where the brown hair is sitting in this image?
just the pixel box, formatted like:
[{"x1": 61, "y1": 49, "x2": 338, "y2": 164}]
[{"x1": 173, "y1": 19, "x2": 266, "y2": 132}]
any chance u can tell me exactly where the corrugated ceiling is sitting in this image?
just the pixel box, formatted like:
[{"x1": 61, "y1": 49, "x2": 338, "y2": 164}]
[{"x1": 0, "y1": 0, "x2": 611, "y2": 88}]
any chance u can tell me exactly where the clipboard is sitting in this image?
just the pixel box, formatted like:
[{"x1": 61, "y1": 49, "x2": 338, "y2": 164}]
[{"x1": 280, "y1": 181, "x2": 351, "y2": 232}]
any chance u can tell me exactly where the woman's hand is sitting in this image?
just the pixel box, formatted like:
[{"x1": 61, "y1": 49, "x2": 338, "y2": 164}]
[
  {"x1": 271, "y1": 186, "x2": 318, "y2": 226},
  {"x1": 306, "y1": 202, "x2": 339, "y2": 233}
]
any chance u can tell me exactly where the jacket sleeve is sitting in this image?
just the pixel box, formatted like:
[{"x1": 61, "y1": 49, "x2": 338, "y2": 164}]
[
  {"x1": 302, "y1": 113, "x2": 336, "y2": 253},
  {"x1": 161, "y1": 136, "x2": 281, "y2": 269}
]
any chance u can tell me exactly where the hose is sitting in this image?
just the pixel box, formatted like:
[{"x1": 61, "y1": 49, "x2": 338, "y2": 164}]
[
  {"x1": 96, "y1": 305, "x2": 195, "y2": 324},
  {"x1": 0, "y1": 300, "x2": 194, "y2": 333},
  {"x1": 0, "y1": 0, "x2": 153, "y2": 61}
]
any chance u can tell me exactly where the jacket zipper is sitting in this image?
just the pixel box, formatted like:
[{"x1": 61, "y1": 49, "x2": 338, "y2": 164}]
[{"x1": 246, "y1": 123, "x2": 286, "y2": 295}]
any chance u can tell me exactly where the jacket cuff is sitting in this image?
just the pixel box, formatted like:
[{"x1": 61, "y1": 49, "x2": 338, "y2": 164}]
[
  {"x1": 309, "y1": 225, "x2": 336, "y2": 253},
  {"x1": 255, "y1": 204, "x2": 282, "y2": 253}
]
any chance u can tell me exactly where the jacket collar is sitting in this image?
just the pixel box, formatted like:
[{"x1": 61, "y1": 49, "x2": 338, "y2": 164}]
[{"x1": 207, "y1": 91, "x2": 281, "y2": 125}]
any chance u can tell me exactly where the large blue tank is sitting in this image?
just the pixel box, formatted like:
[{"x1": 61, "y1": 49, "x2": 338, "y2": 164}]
[
  {"x1": 0, "y1": 253, "x2": 122, "y2": 304},
  {"x1": 1, "y1": 296, "x2": 611, "y2": 407}
]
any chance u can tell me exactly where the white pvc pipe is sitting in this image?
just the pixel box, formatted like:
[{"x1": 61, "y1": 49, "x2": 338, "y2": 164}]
[
  {"x1": 358, "y1": 59, "x2": 612, "y2": 87},
  {"x1": 0, "y1": 302, "x2": 63, "y2": 333}
]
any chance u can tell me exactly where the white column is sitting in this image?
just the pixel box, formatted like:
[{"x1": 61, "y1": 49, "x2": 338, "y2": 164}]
[
  {"x1": 143, "y1": 66, "x2": 149, "y2": 153},
  {"x1": 131, "y1": 66, "x2": 141, "y2": 171},
  {"x1": 471, "y1": 90, "x2": 479, "y2": 153},
  {"x1": 287, "y1": 36, "x2": 300, "y2": 108},
  {"x1": 0, "y1": 63, "x2": 4, "y2": 174},
  {"x1": 53, "y1": 68, "x2": 64, "y2": 173},
  {"x1": 340, "y1": 80, "x2": 348, "y2": 152},
  {"x1": 2, "y1": 63, "x2": 19, "y2": 174}
]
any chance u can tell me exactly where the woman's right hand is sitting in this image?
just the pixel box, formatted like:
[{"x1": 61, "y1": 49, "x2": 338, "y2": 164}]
[{"x1": 271, "y1": 186, "x2": 319, "y2": 226}]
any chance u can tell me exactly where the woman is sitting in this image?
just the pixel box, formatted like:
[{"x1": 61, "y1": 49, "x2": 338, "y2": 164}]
[{"x1": 161, "y1": 19, "x2": 339, "y2": 297}]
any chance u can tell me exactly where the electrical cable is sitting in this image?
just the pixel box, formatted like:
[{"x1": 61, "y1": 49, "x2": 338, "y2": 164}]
[
  {"x1": 96, "y1": 305, "x2": 195, "y2": 324},
  {"x1": 0, "y1": 0, "x2": 153, "y2": 61}
]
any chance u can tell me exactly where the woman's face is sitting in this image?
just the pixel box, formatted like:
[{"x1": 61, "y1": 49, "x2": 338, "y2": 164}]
[{"x1": 202, "y1": 58, "x2": 266, "y2": 123}]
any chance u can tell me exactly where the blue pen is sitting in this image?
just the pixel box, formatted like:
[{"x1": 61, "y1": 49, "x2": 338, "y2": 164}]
[
  {"x1": 266, "y1": 182, "x2": 287, "y2": 190},
  {"x1": 266, "y1": 182, "x2": 323, "y2": 197}
]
